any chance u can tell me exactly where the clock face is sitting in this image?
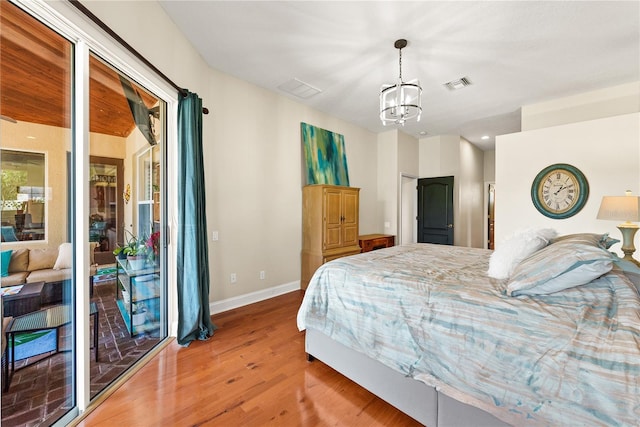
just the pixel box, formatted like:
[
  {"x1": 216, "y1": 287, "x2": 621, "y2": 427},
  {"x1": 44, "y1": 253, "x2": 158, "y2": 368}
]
[{"x1": 531, "y1": 164, "x2": 589, "y2": 219}]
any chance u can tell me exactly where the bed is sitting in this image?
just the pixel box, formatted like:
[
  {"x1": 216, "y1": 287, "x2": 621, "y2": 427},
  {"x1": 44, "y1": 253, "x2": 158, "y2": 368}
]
[{"x1": 297, "y1": 233, "x2": 640, "y2": 426}]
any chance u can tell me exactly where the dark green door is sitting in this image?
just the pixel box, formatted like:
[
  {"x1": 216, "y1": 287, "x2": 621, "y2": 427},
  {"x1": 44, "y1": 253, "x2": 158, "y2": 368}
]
[{"x1": 417, "y1": 176, "x2": 454, "y2": 245}]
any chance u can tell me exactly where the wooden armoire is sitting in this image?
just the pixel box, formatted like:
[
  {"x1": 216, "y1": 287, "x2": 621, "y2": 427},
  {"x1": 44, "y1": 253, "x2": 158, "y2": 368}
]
[{"x1": 301, "y1": 185, "x2": 360, "y2": 289}]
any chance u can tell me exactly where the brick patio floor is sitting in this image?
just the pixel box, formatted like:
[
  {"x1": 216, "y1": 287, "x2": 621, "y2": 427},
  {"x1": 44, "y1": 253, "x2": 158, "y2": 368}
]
[{"x1": 1, "y1": 281, "x2": 161, "y2": 426}]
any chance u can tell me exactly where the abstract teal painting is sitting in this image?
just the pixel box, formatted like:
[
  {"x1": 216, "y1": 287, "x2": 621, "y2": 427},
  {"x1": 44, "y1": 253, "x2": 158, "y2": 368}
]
[{"x1": 301, "y1": 122, "x2": 350, "y2": 186}]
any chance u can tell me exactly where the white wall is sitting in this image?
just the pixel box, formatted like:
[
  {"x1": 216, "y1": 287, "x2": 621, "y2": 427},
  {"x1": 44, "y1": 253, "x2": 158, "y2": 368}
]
[
  {"x1": 375, "y1": 129, "x2": 419, "y2": 240},
  {"x1": 484, "y1": 150, "x2": 495, "y2": 182},
  {"x1": 398, "y1": 131, "x2": 420, "y2": 177},
  {"x1": 496, "y1": 112, "x2": 640, "y2": 258},
  {"x1": 458, "y1": 138, "x2": 485, "y2": 248},
  {"x1": 376, "y1": 130, "x2": 398, "y2": 235},
  {"x1": 522, "y1": 82, "x2": 640, "y2": 131},
  {"x1": 397, "y1": 131, "x2": 419, "y2": 244},
  {"x1": 419, "y1": 135, "x2": 460, "y2": 178}
]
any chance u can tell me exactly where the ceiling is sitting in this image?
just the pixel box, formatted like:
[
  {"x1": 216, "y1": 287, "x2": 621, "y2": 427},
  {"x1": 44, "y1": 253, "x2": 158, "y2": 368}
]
[
  {"x1": 158, "y1": 1, "x2": 640, "y2": 150},
  {"x1": 0, "y1": 0, "x2": 157, "y2": 138}
]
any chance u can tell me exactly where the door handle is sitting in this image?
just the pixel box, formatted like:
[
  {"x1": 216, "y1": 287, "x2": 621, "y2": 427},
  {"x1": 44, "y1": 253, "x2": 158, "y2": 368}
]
[{"x1": 448, "y1": 224, "x2": 453, "y2": 228}]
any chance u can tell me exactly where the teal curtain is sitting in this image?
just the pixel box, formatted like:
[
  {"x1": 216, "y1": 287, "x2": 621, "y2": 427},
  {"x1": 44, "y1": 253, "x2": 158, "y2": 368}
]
[{"x1": 177, "y1": 91, "x2": 216, "y2": 346}]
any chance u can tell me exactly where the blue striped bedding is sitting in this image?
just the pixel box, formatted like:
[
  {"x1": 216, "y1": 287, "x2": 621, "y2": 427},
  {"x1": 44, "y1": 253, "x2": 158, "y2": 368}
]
[{"x1": 297, "y1": 243, "x2": 640, "y2": 426}]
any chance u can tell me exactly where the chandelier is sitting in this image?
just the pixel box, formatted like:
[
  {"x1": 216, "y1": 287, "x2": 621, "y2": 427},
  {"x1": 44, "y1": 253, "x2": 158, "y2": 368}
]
[{"x1": 379, "y1": 39, "x2": 422, "y2": 126}]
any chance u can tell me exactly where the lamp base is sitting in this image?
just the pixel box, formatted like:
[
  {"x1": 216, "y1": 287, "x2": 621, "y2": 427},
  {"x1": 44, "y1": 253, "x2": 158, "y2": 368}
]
[
  {"x1": 617, "y1": 224, "x2": 640, "y2": 267},
  {"x1": 621, "y1": 252, "x2": 640, "y2": 267}
]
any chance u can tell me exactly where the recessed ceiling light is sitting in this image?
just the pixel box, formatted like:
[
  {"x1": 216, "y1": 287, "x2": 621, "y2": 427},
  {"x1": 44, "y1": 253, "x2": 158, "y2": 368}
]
[
  {"x1": 27, "y1": 136, "x2": 36, "y2": 139},
  {"x1": 481, "y1": 135, "x2": 490, "y2": 140},
  {"x1": 419, "y1": 131, "x2": 427, "y2": 135},
  {"x1": 443, "y1": 76, "x2": 472, "y2": 91}
]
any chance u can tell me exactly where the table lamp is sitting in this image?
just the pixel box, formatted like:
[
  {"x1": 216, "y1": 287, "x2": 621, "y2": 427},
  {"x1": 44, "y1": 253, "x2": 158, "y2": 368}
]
[{"x1": 597, "y1": 191, "x2": 640, "y2": 266}]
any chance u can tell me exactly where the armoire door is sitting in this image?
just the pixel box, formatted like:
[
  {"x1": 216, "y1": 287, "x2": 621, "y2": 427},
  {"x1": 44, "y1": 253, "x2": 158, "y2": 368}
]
[
  {"x1": 341, "y1": 188, "x2": 359, "y2": 247},
  {"x1": 323, "y1": 187, "x2": 343, "y2": 250}
]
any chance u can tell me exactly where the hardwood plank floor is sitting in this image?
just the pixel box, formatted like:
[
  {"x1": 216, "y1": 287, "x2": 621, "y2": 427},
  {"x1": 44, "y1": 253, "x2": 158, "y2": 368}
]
[{"x1": 77, "y1": 290, "x2": 422, "y2": 426}]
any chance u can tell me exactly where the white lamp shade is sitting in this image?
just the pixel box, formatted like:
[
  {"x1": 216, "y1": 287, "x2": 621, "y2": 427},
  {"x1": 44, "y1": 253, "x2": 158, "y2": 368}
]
[{"x1": 597, "y1": 196, "x2": 640, "y2": 222}]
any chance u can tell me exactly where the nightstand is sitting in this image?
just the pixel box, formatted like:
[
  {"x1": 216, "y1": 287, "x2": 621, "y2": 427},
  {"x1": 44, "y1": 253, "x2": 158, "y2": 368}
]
[{"x1": 359, "y1": 234, "x2": 395, "y2": 252}]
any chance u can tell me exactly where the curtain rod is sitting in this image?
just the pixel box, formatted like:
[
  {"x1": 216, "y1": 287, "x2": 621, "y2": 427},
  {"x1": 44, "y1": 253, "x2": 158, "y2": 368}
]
[{"x1": 68, "y1": 0, "x2": 209, "y2": 115}]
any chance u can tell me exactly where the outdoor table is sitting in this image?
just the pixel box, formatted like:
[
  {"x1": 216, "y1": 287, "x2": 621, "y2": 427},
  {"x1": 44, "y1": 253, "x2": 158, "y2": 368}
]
[{"x1": 4, "y1": 302, "x2": 98, "y2": 391}]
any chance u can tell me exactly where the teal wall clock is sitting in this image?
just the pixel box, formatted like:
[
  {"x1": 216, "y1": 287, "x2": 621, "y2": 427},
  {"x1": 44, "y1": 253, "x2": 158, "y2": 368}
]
[{"x1": 531, "y1": 163, "x2": 589, "y2": 219}]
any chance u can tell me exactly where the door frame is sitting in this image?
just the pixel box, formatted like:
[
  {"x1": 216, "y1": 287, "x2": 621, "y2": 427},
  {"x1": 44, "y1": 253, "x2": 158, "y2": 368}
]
[
  {"x1": 90, "y1": 156, "x2": 124, "y2": 249},
  {"x1": 398, "y1": 173, "x2": 418, "y2": 246},
  {"x1": 484, "y1": 181, "x2": 495, "y2": 249}
]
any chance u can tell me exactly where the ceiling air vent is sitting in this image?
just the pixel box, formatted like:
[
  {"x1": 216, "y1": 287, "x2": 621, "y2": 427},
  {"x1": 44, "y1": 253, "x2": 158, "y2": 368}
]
[
  {"x1": 277, "y1": 78, "x2": 322, "y2": 99},
  {"x1": 443, "y1": 76, "x2": 472, "y2": 91}
]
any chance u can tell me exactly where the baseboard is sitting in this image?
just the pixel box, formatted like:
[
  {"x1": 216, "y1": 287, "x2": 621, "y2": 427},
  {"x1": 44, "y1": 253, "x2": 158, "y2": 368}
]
[
  {"x1": 167, "y1": 281, "x2": 301, "y2": 336},
  {"x1": 210, "y1": 280, "x2": 301, "y2": 315}
]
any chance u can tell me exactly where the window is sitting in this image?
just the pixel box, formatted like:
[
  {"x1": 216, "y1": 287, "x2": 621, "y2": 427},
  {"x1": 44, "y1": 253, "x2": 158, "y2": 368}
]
[
  {"x1": 137, "y1": 144, "x2": 161, "y2": 239},
  {"x1": 0, "y1": 149, "x2": 46, "y2": 242}
]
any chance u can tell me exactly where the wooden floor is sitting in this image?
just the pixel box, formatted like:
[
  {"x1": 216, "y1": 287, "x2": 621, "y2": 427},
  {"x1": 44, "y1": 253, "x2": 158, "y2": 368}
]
[{"x1": 77, "y1": 290, "x2": 422, "y2": 426}]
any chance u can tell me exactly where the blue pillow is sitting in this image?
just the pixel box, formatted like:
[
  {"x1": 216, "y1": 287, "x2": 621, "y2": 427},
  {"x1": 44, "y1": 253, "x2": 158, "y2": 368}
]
[
  {"x1": 1, "y1": 249, "x2": 13, "y2": 277},
  {"x1": 507, "y1": 238, "x2": 614, "y2": 296}
]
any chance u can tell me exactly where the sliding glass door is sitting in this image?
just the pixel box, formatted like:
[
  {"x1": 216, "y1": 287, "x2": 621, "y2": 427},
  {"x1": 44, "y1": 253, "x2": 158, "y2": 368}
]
[{"x1": 1, "y1": 2, "x2": 170, "y2": 424}]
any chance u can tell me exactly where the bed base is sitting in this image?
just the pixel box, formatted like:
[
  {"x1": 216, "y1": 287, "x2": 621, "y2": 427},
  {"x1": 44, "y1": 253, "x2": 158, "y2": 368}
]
[{"x1": 305, "y1": 328, "x2": 510, "y2": 427}]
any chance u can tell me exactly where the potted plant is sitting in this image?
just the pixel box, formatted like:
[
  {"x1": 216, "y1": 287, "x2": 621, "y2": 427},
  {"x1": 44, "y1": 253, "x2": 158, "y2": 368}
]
[
  {"x1": 113, "y1": 230, "x2": 147, "y2": 270},
  {"x1": 124, "y1": 242, "x2": 147, "y2": 271},
  {"x1": 112, "y1": 244, "x2": 127, "y2": 260}
]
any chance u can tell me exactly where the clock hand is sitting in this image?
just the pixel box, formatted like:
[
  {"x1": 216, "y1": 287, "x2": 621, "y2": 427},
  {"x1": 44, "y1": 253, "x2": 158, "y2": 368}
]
[{"x1": 554, "y1": 185, "x2": 566, "y2": 195}]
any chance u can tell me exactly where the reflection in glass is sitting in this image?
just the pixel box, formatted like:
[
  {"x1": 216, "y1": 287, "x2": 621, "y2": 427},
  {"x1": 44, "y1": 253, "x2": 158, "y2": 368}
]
[
  {"x1": 89, "y1": 53, "x2": 166, "y2": 397},
  {"x1": 90, "y1": 160, "x2": 121, "y2": 252},
  {"x1": 0, "y1": 150, "x2": 46, "y2": 242},
  {"x1": 0, "y1": 1, "x2": 75, "y2": 424}
]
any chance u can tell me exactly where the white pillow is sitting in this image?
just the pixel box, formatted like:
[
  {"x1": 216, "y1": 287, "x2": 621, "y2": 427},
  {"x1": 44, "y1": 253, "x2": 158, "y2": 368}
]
[
  {"x1": 487, "y1": 228, "x2": 557, "y2": 279},
  {"x1": 53, "y1": 242, "x2": 72, "y2": 270}
]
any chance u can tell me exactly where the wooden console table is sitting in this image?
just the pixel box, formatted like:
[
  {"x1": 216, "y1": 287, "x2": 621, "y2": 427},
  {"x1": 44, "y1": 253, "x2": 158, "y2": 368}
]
[{"x1": 359, "y1": 234, "x2": 395, "y2": 252}]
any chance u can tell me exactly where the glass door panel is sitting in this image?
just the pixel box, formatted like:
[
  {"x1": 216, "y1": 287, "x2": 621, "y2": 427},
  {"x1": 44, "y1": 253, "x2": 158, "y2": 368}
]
[
  {"x1": 1, "y1": 2, "x2": 76, "y2": 424},
  {"x1": 88, "y1": 54, "x2": 167, "y2": 396}
]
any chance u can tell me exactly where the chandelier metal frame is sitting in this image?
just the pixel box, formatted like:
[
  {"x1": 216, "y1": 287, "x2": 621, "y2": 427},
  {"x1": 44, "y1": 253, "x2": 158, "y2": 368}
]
[{"x1": 380, "y1": 39, "x2": 422, "y2": 126}]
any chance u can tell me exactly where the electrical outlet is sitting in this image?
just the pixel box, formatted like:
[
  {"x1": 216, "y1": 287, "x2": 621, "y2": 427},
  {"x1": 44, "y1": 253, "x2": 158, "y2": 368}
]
[
  {"x1": 259, "y1": 270, "x2": 265, "y2": 280},
  {"x1": 230, "y1": 273, "x2": 237, "y2": 283},
  {"x1": 212, "y1": 231, "x2": 219, "y2": 241}
]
